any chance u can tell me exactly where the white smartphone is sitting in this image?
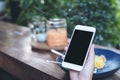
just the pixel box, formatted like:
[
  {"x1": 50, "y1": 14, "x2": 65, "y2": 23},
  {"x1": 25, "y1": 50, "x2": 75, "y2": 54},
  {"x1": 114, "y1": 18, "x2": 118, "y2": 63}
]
[{"x1": 62, "y1": 25, "x2": 96, "y2": 71}]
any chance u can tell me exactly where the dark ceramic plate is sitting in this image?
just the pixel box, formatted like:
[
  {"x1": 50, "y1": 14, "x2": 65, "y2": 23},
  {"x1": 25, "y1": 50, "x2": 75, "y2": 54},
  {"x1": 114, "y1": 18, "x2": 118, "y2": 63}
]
[{"x1": 56, "y1": 48, "x2": 120, "y2": 79}]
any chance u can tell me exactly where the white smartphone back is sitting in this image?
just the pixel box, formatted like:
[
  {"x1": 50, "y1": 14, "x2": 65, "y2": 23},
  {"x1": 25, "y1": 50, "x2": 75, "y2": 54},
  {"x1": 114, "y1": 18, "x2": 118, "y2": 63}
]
[{"x1": 62, "y1": 25, "x2": 96, "y2": 71}]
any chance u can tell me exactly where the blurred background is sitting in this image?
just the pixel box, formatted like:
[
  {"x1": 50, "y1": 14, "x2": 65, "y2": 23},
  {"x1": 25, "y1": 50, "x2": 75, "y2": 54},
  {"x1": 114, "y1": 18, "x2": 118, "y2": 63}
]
[{"x1": 1, "y1": 0, "x2": 120, "y2": 49}]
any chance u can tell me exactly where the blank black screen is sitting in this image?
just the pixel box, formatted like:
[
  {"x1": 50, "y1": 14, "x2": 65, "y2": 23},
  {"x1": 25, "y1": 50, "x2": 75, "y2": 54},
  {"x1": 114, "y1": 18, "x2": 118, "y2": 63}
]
[{"x1": 64, "y1": 30, "x2": 93, "y2": 65}]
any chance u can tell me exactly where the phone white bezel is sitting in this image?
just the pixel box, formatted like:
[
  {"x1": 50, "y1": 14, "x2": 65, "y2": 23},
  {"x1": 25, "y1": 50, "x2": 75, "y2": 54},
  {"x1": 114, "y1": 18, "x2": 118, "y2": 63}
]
[{"x1": 62, "y1": 25, "x2": 96, "y2": 71}]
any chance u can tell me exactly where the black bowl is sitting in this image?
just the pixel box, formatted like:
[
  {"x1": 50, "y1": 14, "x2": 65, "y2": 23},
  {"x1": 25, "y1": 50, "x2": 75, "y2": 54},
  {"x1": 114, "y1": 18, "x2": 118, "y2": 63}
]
[{"x1": 56, "y1": 48, "x2": 120, "y2": 79}]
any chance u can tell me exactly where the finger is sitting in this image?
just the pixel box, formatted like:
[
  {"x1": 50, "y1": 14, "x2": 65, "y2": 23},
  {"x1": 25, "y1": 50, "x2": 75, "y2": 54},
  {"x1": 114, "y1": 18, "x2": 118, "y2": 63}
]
[
  {"x1": 64, "y1": 39, "x2": 71, "y2": 52},
  {"x1": 61, "y1": 55, "x2": 65, "y2": 60},
  {"x1": 80, "y1": 44, "x2": 95, "y2": 78},
  {"x1": 84, "y1": 44, "x2": 94, "y2": 71},
  {"x1": 64, "y1": 46, "x2": 68, "y2": 51},
  {"x1": 67, "y1": 38, "x2": 71, "y2": 43},
  {"x1": 86, "y1": 44, "x2": 95, "y2": 66},
  {"x1": 69, "y1": 70, "x2": 79, "y2": 80},
  {"x1": 64, "y1": 39, "x2": 69, "y2": 52}
]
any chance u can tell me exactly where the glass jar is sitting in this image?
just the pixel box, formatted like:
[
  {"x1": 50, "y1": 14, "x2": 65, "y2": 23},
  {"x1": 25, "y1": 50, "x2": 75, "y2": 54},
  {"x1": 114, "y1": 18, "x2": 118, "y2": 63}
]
[
  {"x1": 28, "y1": 16, "x2": 47, "y2": 42},
  {"x1": 46, "y1": 18, "x2": 67, "y2": 47}
]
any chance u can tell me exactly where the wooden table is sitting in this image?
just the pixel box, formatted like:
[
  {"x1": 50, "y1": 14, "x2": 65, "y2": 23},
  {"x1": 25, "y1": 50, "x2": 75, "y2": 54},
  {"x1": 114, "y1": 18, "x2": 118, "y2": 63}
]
[{"x1": 0, "y1": 21, "x2": 120, "y2": 80}]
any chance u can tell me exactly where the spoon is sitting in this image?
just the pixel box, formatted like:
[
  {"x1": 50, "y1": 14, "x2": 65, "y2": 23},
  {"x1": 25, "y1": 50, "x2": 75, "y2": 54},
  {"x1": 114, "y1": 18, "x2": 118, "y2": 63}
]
[
  {"x1": 51, "y1": 49, "x2": 65, "y2": 57},
  {"x1": 45, "y1": 60, "x2": 62, "y2": 64}
]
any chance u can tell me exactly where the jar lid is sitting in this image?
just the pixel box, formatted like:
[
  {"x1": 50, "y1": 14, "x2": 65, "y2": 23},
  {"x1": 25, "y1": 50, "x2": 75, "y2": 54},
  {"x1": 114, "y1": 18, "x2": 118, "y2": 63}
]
[{"x1": 47, "y1": 18, "x2": 66, "y2": 28}]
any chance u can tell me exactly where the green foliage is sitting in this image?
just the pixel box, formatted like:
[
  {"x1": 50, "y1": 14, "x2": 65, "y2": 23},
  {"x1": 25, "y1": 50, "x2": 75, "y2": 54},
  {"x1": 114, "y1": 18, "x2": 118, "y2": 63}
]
[{"x1": 17, "y1": 0, "x2": 120, "y2": 47}]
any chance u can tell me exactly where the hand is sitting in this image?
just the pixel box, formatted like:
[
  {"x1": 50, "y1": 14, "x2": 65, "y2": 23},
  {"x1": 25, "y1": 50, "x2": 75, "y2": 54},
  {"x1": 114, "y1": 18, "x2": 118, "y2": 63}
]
[{"x1": 64, "y1": 44, "x2": 95, "y2": 80}]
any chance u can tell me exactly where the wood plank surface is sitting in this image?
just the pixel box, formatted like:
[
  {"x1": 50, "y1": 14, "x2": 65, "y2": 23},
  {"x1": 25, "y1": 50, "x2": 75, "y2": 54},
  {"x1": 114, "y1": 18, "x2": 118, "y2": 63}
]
[{"x1": 0, "y1": 21, "x2": 66, "y2": 80}]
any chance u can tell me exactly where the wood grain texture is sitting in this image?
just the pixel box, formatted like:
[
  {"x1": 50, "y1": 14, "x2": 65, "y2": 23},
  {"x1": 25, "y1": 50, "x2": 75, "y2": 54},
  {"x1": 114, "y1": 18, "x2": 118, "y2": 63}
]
[
  {"x1": 31, "y1": 40, "x2": 65, "y2": 50},
  {"x1": 0, "y1": 21, "x2": 120, "y2": 80},
  {"x1": 0, "y1": 21, "x2": 66, "y2": 80}
]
